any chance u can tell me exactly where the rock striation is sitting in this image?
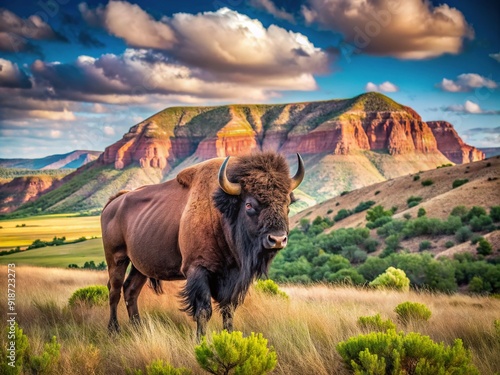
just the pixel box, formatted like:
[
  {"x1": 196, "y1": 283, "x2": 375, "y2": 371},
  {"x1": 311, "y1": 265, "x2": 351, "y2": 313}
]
[
  {"x1": 427, "y1": 121, "x2": 485, "y2": 164},
  {"x1": 99, "y1": 93, "x2": 483, "y2": 171}
]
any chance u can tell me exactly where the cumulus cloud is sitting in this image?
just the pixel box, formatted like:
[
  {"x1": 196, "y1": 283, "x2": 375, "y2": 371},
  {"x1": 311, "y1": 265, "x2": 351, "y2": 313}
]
[
  {"x1": 0, "y1": 9, "x2": 67, "y2": 53},
  {"x1": 438, "y1": 73, "x2": 497, "y2": 92},
  {"x1": 490, "y1": 52, "x2": 500, "y2": 63},
  {"x1": 365, "y1": 81, "x2": 398, "y2": 92},
  {"x1": 79, "y1": 1, "x2": 176, "y2": 49},
  {"x1": 301, "y1": 0, "x2": 474, "y2": 59},
  {"x1": 103, "y1": 126, "x2": 115, "y2": 136},
  {"x1": 0, "y1": 58, "x2": 32, "y2": 88},
  {"x1": 79, "y1": 4, "x2": 329, "y2": 85},
  {"x1": 444, "y1": 100, "x2": 500, "y2": 115},
  {"x1": 249, "y1": 0, "x2": 295, "y2": 23}
]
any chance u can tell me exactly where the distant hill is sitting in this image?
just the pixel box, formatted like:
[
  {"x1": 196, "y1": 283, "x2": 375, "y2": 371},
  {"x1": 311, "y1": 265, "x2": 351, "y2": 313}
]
[
  {"x1": 480, "y1": 147, "x2": 500, "y2": 158},
  {"x1": 290, "y1": 156, "x2": 500, "y2": 257},
  {"x1": 0, "y1": 150, "x2": 102, "y2": 170},
  {"x1": 1, "y1": 93, "x2": 485, "y2": 216}
]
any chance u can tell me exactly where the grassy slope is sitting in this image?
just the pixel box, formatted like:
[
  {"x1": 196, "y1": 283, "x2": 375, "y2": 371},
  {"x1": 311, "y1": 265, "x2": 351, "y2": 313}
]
[{"x1": 0, "y1": 266, "x2": 498, "y2": 374}]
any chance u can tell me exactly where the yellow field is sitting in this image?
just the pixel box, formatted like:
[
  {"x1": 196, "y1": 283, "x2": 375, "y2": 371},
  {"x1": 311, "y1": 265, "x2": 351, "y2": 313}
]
[
  {"x1": 0, "y1": 266, "x2": 498, "y2": 374},
  {"x1": 0, "y1": 214, "x2": 101, "y2": 249}
]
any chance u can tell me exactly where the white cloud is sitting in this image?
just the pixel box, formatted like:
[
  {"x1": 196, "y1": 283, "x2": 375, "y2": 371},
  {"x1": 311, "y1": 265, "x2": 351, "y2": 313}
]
[
  {"x1": 301, "y1": 0, "x2": 474, "y2": 59},
  {"x1": 103, "y1": 126, "x2": 115, "y2": 136},
  {"x1": 27, "y1": 109, "x2": 76, "y2": 121},
  {"x1": 444, "y1": 100, "x2": 500, "y2": 115},
  {"x1": 0, "y1": 58, "x2": 32, "y2": 88},
  {"x1": 249, "y1": 0, "x2": 295, "y2": 23},
  {"x1": 490, "y1": 52, "x2": 500, "y2": 63},
  {"x1": 464, "y1": 100, "x2": 482, "y2": 114},
  {"x1": 50, "y1": 130, "x2": 62, "y2": 138},
  {"x1": 365, "y1": 81, "x2": 398, "y2": 93},
  {"x1": 438, "y1": 73, "x2": 498, "y2": 92}
]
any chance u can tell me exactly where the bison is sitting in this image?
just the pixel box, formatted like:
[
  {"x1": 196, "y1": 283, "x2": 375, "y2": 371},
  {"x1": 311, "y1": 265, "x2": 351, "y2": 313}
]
[{"x1": 101, "y1": 152, "x2": 304, "y2": 339}]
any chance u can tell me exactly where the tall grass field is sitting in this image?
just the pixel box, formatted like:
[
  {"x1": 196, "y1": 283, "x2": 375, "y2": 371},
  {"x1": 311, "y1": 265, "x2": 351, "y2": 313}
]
[{"x1": 1, "y1": 266, "x2": 499, "y2": 374}]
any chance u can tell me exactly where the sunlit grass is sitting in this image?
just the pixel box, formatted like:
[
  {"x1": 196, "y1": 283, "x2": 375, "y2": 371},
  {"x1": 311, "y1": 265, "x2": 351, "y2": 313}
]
[{"x1": 1, "y1": 266, "x2": 499, "y2": 374}]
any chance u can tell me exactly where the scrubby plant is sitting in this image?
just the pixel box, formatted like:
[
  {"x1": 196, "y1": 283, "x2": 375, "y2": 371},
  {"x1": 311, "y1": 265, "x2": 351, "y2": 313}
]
[
  {"x1": 491, "y1": 206, "x2": 500, "y2": 222},
  {"x1": 369, "y1": 267, "x2": 410, "y2": 292},
  {"x1": 357, "y1": 314, "x2": 396, "y2": 332},
  {"x1": 407, "y1": 196, "x2": 422, "y2": 208},
  {"x1": 68, "y1": 285, "x2": 109, "y2": 307},
  {"x1": 363, "y1": 237, "x2": 379, "y2": 253},
  {"x1": 470, "y1": 215, "x2": 494, "y2": 232},
  {"x1": 327, "y1": 268, "x2": 365, "y2": 285},
  {"x1": 1, "y1": 322, "x2": 29, "y2": 375},
  {"x1": 337, "y1": 330, "x2": 478, "y2": 375},
  {"x1": 421, "y1": 179, "x2": 434, "y2": 186},
  {"x1": 477, "y1": 238, "x2": 493, "y2": 256},
  {"x1": 470, "y1": 235, "x2": 484, "y2": 245},
  {"x1": 417, "y1": 207, "x2": 426, "y2": 217},
  {"x1": 366, "y1": 205, "x2": 392, "y2": 223},
  {"x1": 195, "y1": 330, "x2": 277, "y2": 375},
  {"x1": 419, "y1": 240, "x2": 432, "y2": 251},
  {"x1": 451, "y1": 205, "x2": 468, "y2": 220},
  {"x1": 413, "y1": 174, "x2": 420, "y2": 181},
  {"x1": 445, "y1": 241, "x2": 455, "y2": 249},
  {"x1": 452, "y1": 179, "x2": 469, "y2": 189},
  {"x1": 455, "y1": 226, "x2": 472, "y2": 243},
  {"x1": 354, "y1": 200, "x2": 376, "y2": 213},
  {"x1": 128, "y1": 360, "x2": 192, "y2": 375},
  {"x1": 403, "y1": 213, "x2": 412, "y2": 220},
  {"x1": 394, "y1": 301, "x2": 431, "y2": 325},
  {"x1": 465, "y1": 206, "x2": 487, "y2": 222},
  {"x1": 334, "y1": 209, "x2": 353, "y2": 222},
  {"x1": 254, "y1": 279, "x2": 288, "y2": 299},
  {"x1": 27, "y1": 336, "x2": 61, "y2": 375}
]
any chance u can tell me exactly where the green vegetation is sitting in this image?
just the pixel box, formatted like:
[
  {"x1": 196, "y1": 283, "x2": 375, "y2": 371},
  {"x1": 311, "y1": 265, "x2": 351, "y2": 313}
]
[
  {"x1": 357, "y1": 314, "x2": 396, "y2": 332},
  {"x1": 417, "y1": 207, "x2": 426, "y2": 217},
  {"x1": 337, "y1": 330, "x2": 478, "y2": 375},
  {"x1": 437, "y1": 163, "x2": 453, "y2": 169},
  {"x1": 421, "y1": 179, "x2": 434, "y2": 186},
  {"x1": 369, "y1": 267, "x2": 410, "y2": 292},
  {"x1": 394, "y1": 302, "x2": 432, "y2": 324},
  {"x1": 254, "y1": 279, "x2": 288, "y2": 299},
  {"x1": 413, "y1": 174, "x2": 420, "y2": 181},
  {"x1": 419, "y1": 240, "x2": 431, "y2": 251},
  {"x1": 195, "y1": 331, "x2": 277, "y2": 375},
  {"x1": 68, "y1": 260, "x2": 106, "y2": 270},
  {"x1": 407, "y1": 196, "x2": 422, "y2": 208},
  {"x1": 453, "y1": 179, "x2": 469, "y2": 188},
  {"x1": 129, "y1": 360, "x2": 192, "y2": 375},
  {"x1": 0, "y1": 167, "x2": 73, "y2": 179},
  {"x1": 68, "y1": 285, "x2": 109, "y2": 307},
  {"x1": 477, "y1": 238, "x2": 493, "y2": 256}
]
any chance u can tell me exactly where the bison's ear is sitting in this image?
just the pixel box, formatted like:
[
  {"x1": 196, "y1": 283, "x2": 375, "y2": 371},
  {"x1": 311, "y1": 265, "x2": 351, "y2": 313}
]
[{"x1": 177, "y1": 167, "x2": 197, "y2": 188}]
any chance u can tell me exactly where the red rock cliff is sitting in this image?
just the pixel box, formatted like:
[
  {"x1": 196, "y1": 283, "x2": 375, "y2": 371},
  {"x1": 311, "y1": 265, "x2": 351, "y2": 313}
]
[{"x1": 427, "y1": 121, "x2": 485, "y2": 164}]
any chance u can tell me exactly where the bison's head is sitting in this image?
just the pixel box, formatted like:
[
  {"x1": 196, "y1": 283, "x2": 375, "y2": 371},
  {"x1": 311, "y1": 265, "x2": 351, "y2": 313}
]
[{"x1": 215, "y1": 152, "x2": 304, "y2": 252}]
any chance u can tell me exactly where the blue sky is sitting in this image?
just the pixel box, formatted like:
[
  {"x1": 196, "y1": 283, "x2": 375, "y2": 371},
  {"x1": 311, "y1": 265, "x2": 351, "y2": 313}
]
[{"x1": 0, "y1": 0, "x2": 498, "y2": 158}]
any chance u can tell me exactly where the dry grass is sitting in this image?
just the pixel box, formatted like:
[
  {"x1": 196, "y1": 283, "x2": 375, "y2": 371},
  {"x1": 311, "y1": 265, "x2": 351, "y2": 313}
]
[{"x1": 1, "y1": 266, "x2": 499, "y2": 374}]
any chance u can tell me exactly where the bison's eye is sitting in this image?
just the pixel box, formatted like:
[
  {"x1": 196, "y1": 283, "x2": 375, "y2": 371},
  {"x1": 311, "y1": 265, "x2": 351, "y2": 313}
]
[{"x1": 245, "y1": 203, "x2": 253, "y2": 210}]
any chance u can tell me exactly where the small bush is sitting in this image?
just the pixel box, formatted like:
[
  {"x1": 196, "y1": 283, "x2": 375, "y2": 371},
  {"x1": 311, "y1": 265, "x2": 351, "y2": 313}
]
[
  {"x1": 254, "y1": 279, "x2": 288, "y2": 299},
  {"x1": 490, "y1": 206, "x2": 500, "y2": 222},
  {"x1": 419, "y1": 240, "x2": 432, "y2": 251},
  {"x1": 413, "y1": 175, "x2": 420, "y2": 181},
  {"x1": 466, "y1": 206, "x2": 487, "y2": 222},
  {"x1": 455, "y1": 226, "x2": 472, "y2": 243},
  {"x1": 477, "y1": 238, "x2": 493, "y2": 256},
  {"x1": 451, "y1": 205, "x2": 468, "y2": 219},
  {"x1": 417, "y1": 207, "x2": 426, "y2": 217},
  {"x1": 403, "y1": 213, "x2": 411, "y2": 220},
  {"x1": 363, "y1": 237, "x2": 379, "y2": 253},
  {"x1": 340, "y1": 190, "x2": 350, "y2": 196},
  {"x1": 395, "y1": 301, "x2": 432, "y2": 324},
  {"x1": 28, "y1": 336, "x2": 61, "y2": 375},
  {"x1": 0, "y1": 322, "x2": 29, "y2": 374},
  {"x1": 445, "y1": 241, "x2": 455, "y2": 249},
  {"x1": 470, "y1": 215, "x2": 494, "y2": 232},
  {"x1": 334, "y1": 209, "x2": 352, "y2": 222},
  {"x1": 452, "y1": 179, "x2": 469, "y2": 189},
  {"x1": 421, "y1": 179, "x2": 434, "y2": 186},
  {"x1": 326, "y1": 209, "x2": 333, "y2": 214},
  {"x1": 337, "y1": 330, "x2": 478, "y2": 375},
  {"x1": 195, "y1": 330, "x2": 277, "y2": 375},
  {"x1": 354, "y1": 200, "x2": 376, "y2": 213},
  {"x1": 129, "y1": 360, "x2": 192, "y2": 375},
  {"x1": 357, "y1": 314, "x2": 396, "y2": 332},
  {"x1": 374, "y1": 190, "x2": 381, "y2": 195},
  {"x1": 68, "y1": 285, "x2": 109, "y2": 307},
  {"x1": 366, "y1": 205, "x2": 392, "y2": 223},
  {"x1": 407, "y1": 196, "x2": 422, "y2": 208},
  {"x1": 369, "y1": 267, "x2": 410, "y2": 292}
]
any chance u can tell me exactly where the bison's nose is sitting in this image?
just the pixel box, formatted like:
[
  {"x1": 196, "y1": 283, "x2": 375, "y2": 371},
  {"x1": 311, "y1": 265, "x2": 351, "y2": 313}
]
[{"x1": 265, "y1": 234, "x2": 288, "y2": 249}]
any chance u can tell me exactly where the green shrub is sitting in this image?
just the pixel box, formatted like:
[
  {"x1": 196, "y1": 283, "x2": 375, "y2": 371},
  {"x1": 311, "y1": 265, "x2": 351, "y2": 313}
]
[
  {"x1": 491, "y1": 206, "x2": 500, "y2": 222},
  {"x1": 68, "y1": 285, "x2": 109, "y2": 307},
  {"x1": 27, "y1": 336, "x2": 61, "y2": 375},
  {"x1": 326, "y1": 209, "x2": 333, "y2": 214},
  {"x1": 337, "y1": 330, "x2": 478, "y2": 375},
  {"x1": 334, "y1": 209, "x2": 352, "y2": 221},
  {"x1": 363, "y1": 237, "x2": 379, "y2": 253},
  {"x1": 477, "y1": 238, "x2": 493, "y2": 256},
  {"x1": 407, "y1": 196, "x2": 422, "y2": 208},
  {"x1": 470, "y1": 235, "x2": 484, "y2": 245},
  {"x1": 421, "y1": 179, "x2": 434, "y2": 186},
  {"x1": 452, "y1": 179, "x2": 469, "y2": 189},
  {"x1": 470, "y1": 215, "x2": 494, "y2": 232},
  {"x1": 469, "y1": 276, "x2": 486, "y2": 294},
  {"x1": 357, "y1": 314, "x2": 396, "y2": 332},
  {"x1": 403, "y1": 213, "x2": 411, "y2": 220},
  {"x1": 1, "y1": 322, "x2": 29, "y2": 375},
  {"x1": 129, "y1": 360, "x2": 192, "y2": 375},
  {"x1": 445, "y1": 241, "x2": 455, "y2": 249},
  {"x1": 327, "y1": 268, "x2": 365, "y2": 285},
  {"x1": 419, "y1": 240, "x2": 432, "y2": 251},
  {"x1": 366, "y1": 205, "x2": 392, "y2": 223},
  {"x1": 413, "y1": 175, "x2": 420, "y2": 181},
  {"x1": 455, "y1": 226, "x2": 472, "y2": 243},
  {"x1": 369, "y1": 267, "x2": 410, "y2": 292},
  {"x1": 417, "y1": 207, "x2": 426, "y2": 217},
  {"x1": 254, "y1": 279, "x2": 288, "y2": 299},
  {"x1": 374, "y1": 190, "x2": 380, "y2": 195},
  {"x1": 354, "y1": 200, "x2": 376, "y2": 213},
  {"x1": 195, "y1": 330, "x2": 277, "y2": 375},
  {"x1": 394, "y1": 301, "x2": 432, "y2": 324},
  {"x1": 384, "y1": 235, "x2": 401, "y2": 252},
  {"x1": 451, "y1": 205, "x2": 468, "y2": 219}
]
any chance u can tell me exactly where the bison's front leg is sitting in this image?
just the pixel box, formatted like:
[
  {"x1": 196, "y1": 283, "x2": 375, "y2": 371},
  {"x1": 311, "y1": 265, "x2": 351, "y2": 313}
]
[
  {"x1": 180, "y1": 267, "x2": 212, "y2": 341},
  {"x1": 220, "y1": 304, "x2": 236, "y2": 332}
]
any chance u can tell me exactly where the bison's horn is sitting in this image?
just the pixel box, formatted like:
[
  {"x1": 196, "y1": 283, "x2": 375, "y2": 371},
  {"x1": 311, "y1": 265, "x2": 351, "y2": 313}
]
[
  {"x1": 290, "y1": 153, "x2": 305, "y2": 191},
  {"x1": 218, "y1": 157, "x2": 242, "y2": 196}
]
